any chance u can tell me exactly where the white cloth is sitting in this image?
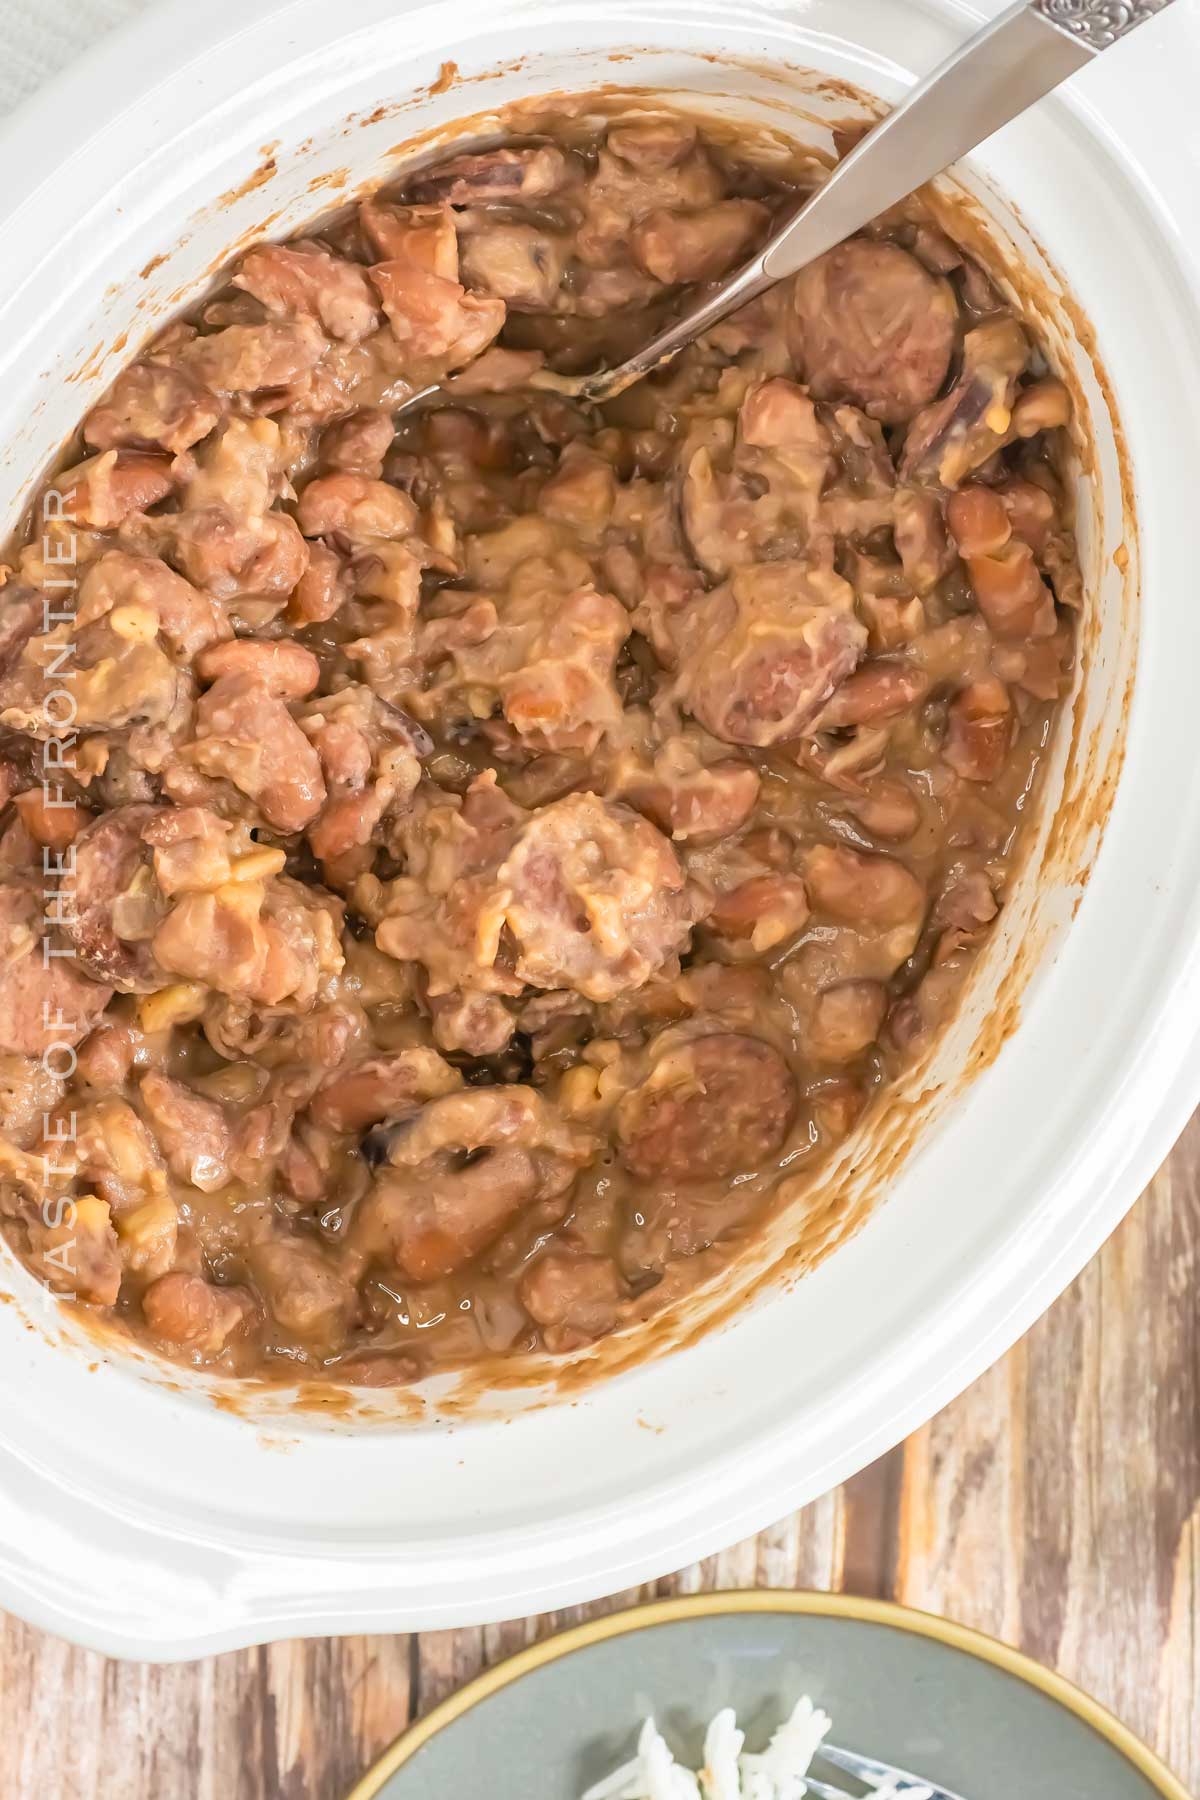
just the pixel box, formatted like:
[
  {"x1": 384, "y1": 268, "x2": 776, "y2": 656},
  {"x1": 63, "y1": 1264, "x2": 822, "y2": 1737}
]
[{"x1": 0, "y1": 0, "x2": 156, "y2": 110}]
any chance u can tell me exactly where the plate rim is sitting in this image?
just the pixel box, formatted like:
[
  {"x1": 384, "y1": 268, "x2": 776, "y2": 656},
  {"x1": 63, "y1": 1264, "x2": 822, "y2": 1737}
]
[{"x1": 346, "y1": 1590, "x2": 1193, "y2": 1800}]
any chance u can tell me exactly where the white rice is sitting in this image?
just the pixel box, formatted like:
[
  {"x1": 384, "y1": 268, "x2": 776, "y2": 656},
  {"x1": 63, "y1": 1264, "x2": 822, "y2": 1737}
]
[{"x1": 581, "y1": 1696, "x2": 934, "y2": 1800}]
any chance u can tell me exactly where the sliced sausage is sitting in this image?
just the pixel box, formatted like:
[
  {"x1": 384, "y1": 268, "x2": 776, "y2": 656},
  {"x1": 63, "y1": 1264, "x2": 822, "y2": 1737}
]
[
  {"x1": 497, "y1": 793, "x2": 705, "y2": 1001},
  {"x1": 789, "y1": 240, "x2": 958, "y2": 424},
  {"x1": 618, "y1": 1031, "x2": 796, "y2": 1183},
  {"x1": 676, "y1": 562, "x2": 867, "y2": 747},
  {"x1": 58, "y1": 806, "x2": 170, "y2": 993}
]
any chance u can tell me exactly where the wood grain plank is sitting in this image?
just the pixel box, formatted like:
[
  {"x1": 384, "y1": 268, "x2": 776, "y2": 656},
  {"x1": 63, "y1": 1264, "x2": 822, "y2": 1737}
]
[{"x1": 0, "y1": 1127, "x2": 1193, "y2": 1800}]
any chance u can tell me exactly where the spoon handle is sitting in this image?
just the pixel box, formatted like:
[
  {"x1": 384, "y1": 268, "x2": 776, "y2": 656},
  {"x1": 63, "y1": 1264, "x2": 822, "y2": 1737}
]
[{"x1": 760, "y1": 1, "x2": 1093, "y2": 282}]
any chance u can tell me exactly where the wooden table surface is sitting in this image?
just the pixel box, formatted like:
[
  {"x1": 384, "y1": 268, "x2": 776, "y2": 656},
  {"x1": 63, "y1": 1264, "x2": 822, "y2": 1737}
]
[{"x1": 3, "y1": 1119, "x2": 1196, "y2": 1799}]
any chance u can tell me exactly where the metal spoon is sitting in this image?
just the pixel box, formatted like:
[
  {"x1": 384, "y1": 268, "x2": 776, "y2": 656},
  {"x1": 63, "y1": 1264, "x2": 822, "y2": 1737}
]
[{"x1": 399, "y1": 0, "x2": 1174, "y2": 415}]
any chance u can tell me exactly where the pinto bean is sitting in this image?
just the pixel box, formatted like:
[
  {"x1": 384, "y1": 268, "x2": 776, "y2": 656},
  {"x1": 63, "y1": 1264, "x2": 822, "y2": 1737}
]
[
  {"x1": 195, "y1": 638, "x2": 321, "y2": 699},
  {"x1": 943, "y1": 678, "x2": 1013, "y2": 783},
  {"x1": 142, "y1": 1272, "x2": 252, "y2": 1351},
  {"x1": 520, "y1": 1251, "x2": 623, "y2": 1350},
  {"x1": 803, "y1": 843, "x2": 926, "y2": 932},
  {"x1": 808, "y1": 981, "x2": 887, "y2": 1063}
]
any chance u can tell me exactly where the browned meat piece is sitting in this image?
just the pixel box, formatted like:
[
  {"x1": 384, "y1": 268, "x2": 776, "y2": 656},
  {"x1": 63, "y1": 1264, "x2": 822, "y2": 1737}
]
[
  {"x1": 127, "y1": 417, "x2": 310, "y2": 606},
  {"x1": 497, "y1": 793, "x2": 705, "y2": 1001},
  {"x1": 56, "y1": 450, "x2": 177, "y2": 530},
  {"x1": 176, "y1": 317, "x2": 328, "y2": 394},
  {"x1": 75, "y1": 1021, "x2": 143, "y2": 1090},
  {"x1": 370, "y1": 260, "x2": 505, "y2": 371},
  {"x1": 613, "y1": 735, "x2": 761, "y2": 846},
  {"x1": 606, "y1": 119, "x2": 698, "y2": 171},
  {"x1": 943, "y1": 678, "x2": 1014, "y2": 782},
  {"x1": 407, "y1": 145, "x2": 569, "y2": 205},
  {"x1": 142, "y1": 1271, "x2": 252, "y2": 1351},
  {"x1": 617, "y1": 1031, "x2": 796, "y2": 1182},
  {"x1": 808, "y1": 981, "x2": 887, "y2": 1063},
  {"x1": 140, "y1": 1072, "x2": 233, "y2": 1191},
  {"x1": 353, "y1": 1085, "x2": 595, "y2": 1282},
  {"x1": 674, "y1": 562, "x2": 867, "y2": 746},
  {"x1": 195, "y1": 638, "x2": 320, "y2": 698},
  {"x1": 248, "y1": 1240, "x2": 355, "y2": 1346},
  {"x1": 58, "y1": 804, "x2": 170, "y2": 992},
  {"x1": 26, "y1": 1196, "x2": 122, "y2": 1307},
  {"x1": 84, "y1": 360, "x2": 223, "y2": 455},
  {"x1": 679, "y1": 381, "x2": 833, "y2": 580},
  {"x1": 422, "y1": 582, "x2": 629, "y2": 757},
  {"x1": 0, "y1": 1053, "x2": 64, "y2": 1147},
  {"x1": 173, "y1": 671, "x2": 327, "y2": 832},
  {"x1": 900, "y1": 319, "x2": 1030, "y2": 486},
  {"x1": 0, "y1": 883, "x2": 112, "y2": 1054},
  {"x1": 803, "y1": 842, "x2": 926, "y2": 934},
  {"x1": 318, "y1": 409, "x2": 396, "y2": 477},
  {"x1": 233, "y1": 243, "x2": 381, "y2": 342},
  {"x1": 301, "y1": 684, "x2": 427, "y2": 876},
  {"x1": 297, "y1": 471, "x2": 418, "y2": 541},
  {"x1": 519, "y1": 1250, "x2": 624, "y2": 1351},
  {"x1": 77, "y1": 550, "x2": 230, "y2": 660},
  {"x1": 540, "y1": 444, "x2": 617, "y2": 538},
  {"x1": 458, "y1": 219, "x2": 570, "y2": 310},
  {"x1": 153, "y1": 869, "x2": 343, "y2": 1010},
  {"x1": 892, "y1": 486, "x2": 954, "y2": 595},
  {"x1": 789, "y1": 240, "x2": 958, "y2": 424},
  {"x1": 815, "y1": 660, "x2": 929, "y2": 729},
  {"x1": 631, "y1": 199, "x2": 768, "y2": 285},
  {"x1": 309, "y1": 1046, "x2": 462, "y2": 1132},
  {"x1": 947, "y1": 486, "x2": 1056, "y2": 639},
  {"x1": 428, "y1": 989, "x2": 516, "y2": 1057},
  {"x1": 289, "y1": 541, "x2": 354, "y2": 625}
]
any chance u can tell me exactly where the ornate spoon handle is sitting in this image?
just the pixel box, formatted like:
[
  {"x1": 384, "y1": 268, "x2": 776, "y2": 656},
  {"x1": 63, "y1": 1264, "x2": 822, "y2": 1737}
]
[{"x1": 1032, "y1": 0, "x2": 1176, "y2": 52}]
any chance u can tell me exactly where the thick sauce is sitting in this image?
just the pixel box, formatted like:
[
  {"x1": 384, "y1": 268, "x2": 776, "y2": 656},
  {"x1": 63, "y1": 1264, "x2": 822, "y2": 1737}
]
[{"x1": 0, "y1": 109, "x2": 1079, "y2": 1384}]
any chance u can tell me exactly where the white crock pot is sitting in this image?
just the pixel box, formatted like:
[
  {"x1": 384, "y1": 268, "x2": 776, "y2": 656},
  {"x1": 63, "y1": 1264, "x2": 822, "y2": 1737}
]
[{"x1": 0, "y1": 0, "x2": 1197, "y2": 1660}]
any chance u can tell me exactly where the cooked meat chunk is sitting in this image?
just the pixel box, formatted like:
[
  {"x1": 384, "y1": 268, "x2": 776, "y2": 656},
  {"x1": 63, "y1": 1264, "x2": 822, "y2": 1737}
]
[
  {"x1": 519, "y1": 1251, "x2": 624, "y2": 1351},
  {"x1": 84, "y1": 360, "x2": 223, "y2": 455},
  {"x1": 618, "y1": 1031, "x2": 796, "y2": 1182},
  {"x1": 233, "y1": 244, "x2": 381, "y2": 342},
  {"x1": 58, "y1": 804, "x2": 171, "y2": 992},
  {"x1": 496, "y1": 793, "x2": 706, "y2": 1001},
  {"x1": 674, "y1": 562, "x2": 868, "y2": 746},
  {"x1": 789, "y1": 240, "x2": 958, "y2": 424},
  {"x1": 353, "y1": 1086, "x2": 596, "y2": 1282},
  {"x1": 0, "y1": 885, "x2": 112, "y2": 1055}
]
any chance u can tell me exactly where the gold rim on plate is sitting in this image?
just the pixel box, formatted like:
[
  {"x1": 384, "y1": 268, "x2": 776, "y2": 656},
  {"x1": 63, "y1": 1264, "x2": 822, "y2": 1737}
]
[{"x1": 346, "y1": 1589, "x2": 1193, "y2": 1800}]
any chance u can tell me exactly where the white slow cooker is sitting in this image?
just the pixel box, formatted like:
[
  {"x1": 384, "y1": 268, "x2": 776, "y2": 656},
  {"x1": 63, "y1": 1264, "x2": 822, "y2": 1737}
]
[{"x1": 0, "y1": 0, "x2": 1196, "y2": 1659}]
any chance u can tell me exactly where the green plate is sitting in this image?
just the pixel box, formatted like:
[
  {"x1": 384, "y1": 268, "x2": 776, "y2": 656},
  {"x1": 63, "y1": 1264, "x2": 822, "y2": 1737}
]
[{"x1": 348, "y1": 1593, "x2": 1192, "y2": 1800}]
